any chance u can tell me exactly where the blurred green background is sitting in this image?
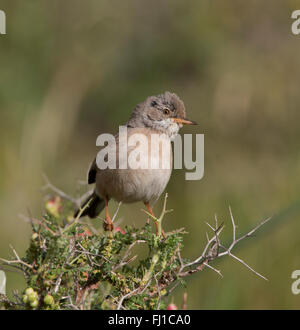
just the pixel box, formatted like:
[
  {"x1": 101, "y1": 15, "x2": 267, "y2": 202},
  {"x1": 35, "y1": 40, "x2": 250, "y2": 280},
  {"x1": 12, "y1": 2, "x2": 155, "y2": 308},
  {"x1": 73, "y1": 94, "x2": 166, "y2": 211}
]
[{"x1": 1, "y1": 0, "x2": 300, "y2": 309}]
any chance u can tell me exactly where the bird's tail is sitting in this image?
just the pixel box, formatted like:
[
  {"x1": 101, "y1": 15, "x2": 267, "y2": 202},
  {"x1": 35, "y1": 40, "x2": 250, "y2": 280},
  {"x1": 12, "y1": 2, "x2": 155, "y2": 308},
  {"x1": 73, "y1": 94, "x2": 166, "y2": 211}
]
[{"x1": 74, "y1": 191, "x2": 105, "y2": 219}]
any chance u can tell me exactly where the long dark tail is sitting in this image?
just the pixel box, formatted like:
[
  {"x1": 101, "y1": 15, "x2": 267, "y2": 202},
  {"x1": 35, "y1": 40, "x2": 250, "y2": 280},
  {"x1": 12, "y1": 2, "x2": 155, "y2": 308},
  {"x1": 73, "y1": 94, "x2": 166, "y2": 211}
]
[{"x1": 74, "y1": 191, "x2": 105, "y2": 219}]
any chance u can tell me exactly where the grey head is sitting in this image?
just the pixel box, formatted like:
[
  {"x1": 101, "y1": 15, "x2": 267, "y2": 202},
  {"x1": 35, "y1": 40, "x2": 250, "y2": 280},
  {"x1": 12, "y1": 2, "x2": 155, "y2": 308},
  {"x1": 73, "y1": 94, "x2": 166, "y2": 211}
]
[{"x1": 126, "y1": 91, "x2": 197, "y2": 139}]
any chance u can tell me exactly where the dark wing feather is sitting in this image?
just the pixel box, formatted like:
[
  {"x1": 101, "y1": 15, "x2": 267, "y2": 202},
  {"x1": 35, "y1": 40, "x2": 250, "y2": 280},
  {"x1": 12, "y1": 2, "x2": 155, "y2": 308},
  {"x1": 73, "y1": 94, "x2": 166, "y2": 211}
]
[
  {"x1": 87, "y1": 158, "x2": 97, "y2": 184},
  {"x1": 88, "y1": 131, "x2": 120, "y2": 184}
]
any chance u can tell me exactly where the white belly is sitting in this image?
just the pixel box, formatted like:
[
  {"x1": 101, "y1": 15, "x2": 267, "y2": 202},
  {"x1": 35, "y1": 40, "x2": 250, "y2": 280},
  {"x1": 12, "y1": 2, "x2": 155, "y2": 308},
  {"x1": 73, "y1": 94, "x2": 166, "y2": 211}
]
[
  {"x1": 95, "y1": 130, "x2": 173, "y2": 204},
  {"x1": 96, "y1": 167, "x2": 171, "y2": 204}
]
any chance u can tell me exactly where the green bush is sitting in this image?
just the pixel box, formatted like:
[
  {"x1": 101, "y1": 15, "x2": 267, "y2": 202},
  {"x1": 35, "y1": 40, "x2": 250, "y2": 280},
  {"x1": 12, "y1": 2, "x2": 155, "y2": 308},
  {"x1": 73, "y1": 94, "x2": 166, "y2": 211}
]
[{"x1": 0, "y1": 193, "x2": 269, "y2": 310}]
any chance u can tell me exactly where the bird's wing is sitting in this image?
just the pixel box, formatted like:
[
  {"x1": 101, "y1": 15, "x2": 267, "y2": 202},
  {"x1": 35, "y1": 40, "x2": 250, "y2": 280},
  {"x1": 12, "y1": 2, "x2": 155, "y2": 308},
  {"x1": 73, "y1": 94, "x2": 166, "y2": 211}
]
[
  {"x1": 87, "y1": 158, "x2": 97, "y2": 184},
  {"x1": 87, "y1": 128, "x2": 157, "y2": 184},
  {"x1": 87, "y1": 132, "x2": 120, "y2": 184}
]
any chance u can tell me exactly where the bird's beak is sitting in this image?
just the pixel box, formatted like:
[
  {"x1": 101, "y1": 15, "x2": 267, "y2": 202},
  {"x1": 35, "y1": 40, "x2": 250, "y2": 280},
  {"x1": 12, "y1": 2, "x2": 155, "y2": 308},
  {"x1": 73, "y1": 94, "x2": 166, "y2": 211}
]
[{"x1": 172, "y1": 117, "x2": 198, "y2": 125}]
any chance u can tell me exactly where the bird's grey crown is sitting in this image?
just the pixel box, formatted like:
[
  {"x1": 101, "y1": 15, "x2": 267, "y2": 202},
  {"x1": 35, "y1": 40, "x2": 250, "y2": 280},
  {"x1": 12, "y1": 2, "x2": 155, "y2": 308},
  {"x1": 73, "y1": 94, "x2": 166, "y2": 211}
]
[{"x1": 126, "y1": 91, "x2": 186, "y2": 131}]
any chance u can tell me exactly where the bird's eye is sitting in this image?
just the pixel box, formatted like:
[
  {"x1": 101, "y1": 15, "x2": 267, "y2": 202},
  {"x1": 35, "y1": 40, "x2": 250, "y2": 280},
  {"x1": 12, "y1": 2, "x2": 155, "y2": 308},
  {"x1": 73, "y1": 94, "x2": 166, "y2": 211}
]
[{"x1": 163, "y1": 108, "x2": 170, "y2": 115}]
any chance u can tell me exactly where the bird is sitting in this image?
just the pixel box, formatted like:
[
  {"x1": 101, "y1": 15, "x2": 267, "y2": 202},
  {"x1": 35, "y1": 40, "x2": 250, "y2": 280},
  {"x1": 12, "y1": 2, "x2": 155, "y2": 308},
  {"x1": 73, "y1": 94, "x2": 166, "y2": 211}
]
[{"x1": 75, "y1": 91, "x2": 197, "y2": 233}]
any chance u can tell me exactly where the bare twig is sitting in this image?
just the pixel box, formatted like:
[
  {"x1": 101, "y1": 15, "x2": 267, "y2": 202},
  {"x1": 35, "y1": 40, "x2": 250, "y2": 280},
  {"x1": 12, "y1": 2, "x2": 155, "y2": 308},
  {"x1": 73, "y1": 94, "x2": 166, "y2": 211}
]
[
  {"x1": 117, "y1": 277, "x2": 153, "y2": 310},
  {"x1": 202, "y1": 261, "x2": 223, "y2": 278},
  {"x1": 217, "y1": 210, "x2": 272, "y2": 281},
  {"x1": 141, "y1": 193, "x2": 173, "y2": 237},
  {"x1": 0, "y1": 245, "x2": 33, "y2": 270},
  {"x1": 61, "y1": 199, "x2": 92, "y2": 233},
  {"x1": 19, "y1": 214, "x2": 57, "y2": 236},
  {"x1": 77, "y1": 189, "x2": 94, "y2": 207},
  {"x1": 42, "y1": 173, "x2": 78, "y2": 206},
  {"x1": 117, "y1": 287, "x2": 140, "y2": 310},
  {"x1": 155, "y1": 275, "x2": 162, "y2": 310},
  {"x1": 178, "y1": 208, "x2": 271, "y2": 281},
  {"x1": 182, "y1": 222, "x2": 224, "y2": 269},
  {"x1": 113, "y1": 240, "x2": 146, "y2": 271},
  {"x1": 112, "y1": 202, "x2": 123, "y2": 223}
]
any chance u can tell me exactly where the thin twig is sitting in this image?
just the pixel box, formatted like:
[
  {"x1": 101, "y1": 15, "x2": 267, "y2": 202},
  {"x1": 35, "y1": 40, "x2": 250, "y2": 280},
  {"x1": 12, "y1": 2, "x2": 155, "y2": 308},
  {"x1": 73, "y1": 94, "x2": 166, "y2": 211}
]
[
  {"x1": 19, "y1": 214, "x2": 57, "y2": 236},
  {"x1": 113, "y1": 240, "x2": 145, "y2": 271},
  {"x1": 42, "y1": 173, "x2": 78, "y2": 206},
  {"x1": 0, "y1": 245, "x2": 33, "y2": 270},
  {"x1": 155, "y1": 275, "x2": 162, "y2": 310},
  {"x1": 117, "y1": 287, "x2": 140, "y2": 310},
  {"x1": 178, "y1": 208, "x2": 271, "y2": 281},
  {"x1": 112, "y1": 202, "x2": 122, "y2": 223}
]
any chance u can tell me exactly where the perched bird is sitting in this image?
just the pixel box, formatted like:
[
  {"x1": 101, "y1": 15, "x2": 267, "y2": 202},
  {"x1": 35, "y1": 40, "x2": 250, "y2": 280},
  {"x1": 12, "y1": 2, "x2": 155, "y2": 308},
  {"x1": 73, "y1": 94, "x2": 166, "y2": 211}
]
[{"x1": 75, "y1": 91, "x2": 197, "y2": 232}]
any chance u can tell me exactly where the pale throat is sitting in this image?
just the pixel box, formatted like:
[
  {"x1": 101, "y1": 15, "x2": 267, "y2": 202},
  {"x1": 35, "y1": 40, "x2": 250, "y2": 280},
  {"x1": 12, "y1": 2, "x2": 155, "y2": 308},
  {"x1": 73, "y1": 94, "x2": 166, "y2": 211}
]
[{"x1": 151, "y1": 119, "x2": 181, "y2": 140}]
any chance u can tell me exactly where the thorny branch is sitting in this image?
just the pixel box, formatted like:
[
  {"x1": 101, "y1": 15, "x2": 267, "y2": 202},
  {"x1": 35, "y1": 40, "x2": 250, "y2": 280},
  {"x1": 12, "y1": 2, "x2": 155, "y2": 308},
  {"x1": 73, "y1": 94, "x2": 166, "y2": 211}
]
[
  {"x1": 0, "y1": 245, "x2": 33, "y2": 271},
  {"x1": 115, "y1": 202, "x2": 271, "y2": 309},
  {"x1": 113, "y1": 240, "x2": 145, "y2": 271},
  {"x1": 177, "y1": 207, "x2": 271, "y2": 281},
  {"x1": 42, "y1": 173, "x2": 93, "y2": 208},
  {"x1": 0, "y1": 178, "x2": 272, "y2": 310}
]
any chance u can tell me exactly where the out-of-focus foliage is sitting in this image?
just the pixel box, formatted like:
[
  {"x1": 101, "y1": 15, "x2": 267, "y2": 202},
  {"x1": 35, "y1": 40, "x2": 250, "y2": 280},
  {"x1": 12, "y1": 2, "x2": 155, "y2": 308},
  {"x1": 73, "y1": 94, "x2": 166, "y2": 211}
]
[{"x1": 1, "y1": 0, "x2": 300, "y2": 309}]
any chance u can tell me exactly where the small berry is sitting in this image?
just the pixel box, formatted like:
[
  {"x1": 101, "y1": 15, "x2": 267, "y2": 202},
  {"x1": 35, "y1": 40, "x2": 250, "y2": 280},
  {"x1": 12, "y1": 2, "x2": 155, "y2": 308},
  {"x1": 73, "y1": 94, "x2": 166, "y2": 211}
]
[
  {"x1": 25, "y1": 287, "x2": 34, "y2": 296},
  {"x1": 30, "y1": 300, "x2": 38, "y2": 308},
  {"x1": 44, "y1": 294, "x2": 54, "y2": 306},
  {"x1": 31, "y1": 233, "x2": 38, "y2": 240},
  {"x1": 28, "y1": 292, "x2": 38, "y2": 303}
]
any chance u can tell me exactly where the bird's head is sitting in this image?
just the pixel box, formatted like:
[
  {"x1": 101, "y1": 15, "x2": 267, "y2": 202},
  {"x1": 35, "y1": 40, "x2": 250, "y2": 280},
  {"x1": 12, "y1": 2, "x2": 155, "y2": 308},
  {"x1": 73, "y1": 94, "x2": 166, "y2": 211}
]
[{"x1": 127, "y1": 91, "x2": 197, "y2": 139}]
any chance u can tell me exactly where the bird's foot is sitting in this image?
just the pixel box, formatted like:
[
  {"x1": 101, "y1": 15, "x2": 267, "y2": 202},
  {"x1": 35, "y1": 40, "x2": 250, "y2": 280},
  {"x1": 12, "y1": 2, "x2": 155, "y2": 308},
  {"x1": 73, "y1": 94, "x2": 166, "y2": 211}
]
[
  {"x1": 103, "y1": 196, "x2": 114, "y2": 231},
  {"x1": 103, "y1": 217, "x2": 114, "y2": 231}
]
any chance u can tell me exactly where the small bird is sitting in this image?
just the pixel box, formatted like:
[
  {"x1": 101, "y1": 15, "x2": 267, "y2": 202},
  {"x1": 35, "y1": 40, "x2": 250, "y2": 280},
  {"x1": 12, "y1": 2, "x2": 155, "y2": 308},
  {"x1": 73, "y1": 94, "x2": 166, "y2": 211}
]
[{"x1": 75, "y1": 92, "x2": 197, "y2": 232}]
